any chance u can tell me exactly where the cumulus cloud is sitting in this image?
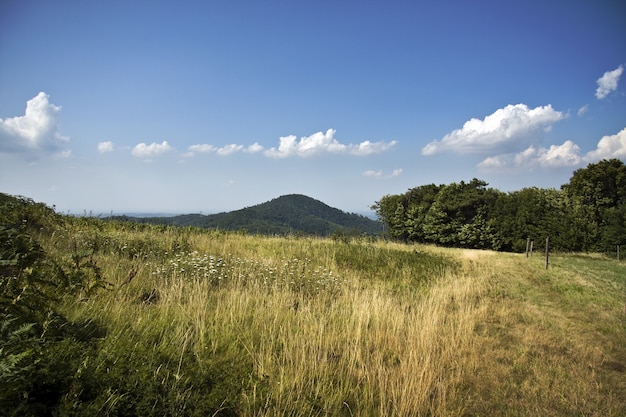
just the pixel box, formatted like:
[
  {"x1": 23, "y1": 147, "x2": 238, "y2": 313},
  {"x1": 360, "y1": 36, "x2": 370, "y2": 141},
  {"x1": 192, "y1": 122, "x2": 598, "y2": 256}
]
[
  {"x1": 186, "y1": 142, "x2": 264, "y2": 157},
  {"x1": 478, "y1": 140, "x2": 582, "y2": 170},
  {"x1": 188, "y1": 144, "x2": 216, "y2": 153},
  {"x1": 0, "y1": 92, "x2": 70, "y2": 155},
  {"x1": 584, "y1": 127, "x2": 626, "y2": 161},
  {"x1": 98, "y1": 141, "x2": 114, "y2": 153},
  {"x1": 595, "y1": 65, "x2": 623, "y2": 99},
  {"x1": 216, "y1": 144, "x2": 244, "y2": 156},
  {"x1": 577, "y1": 105, "x2": 589, "y2": 117},
  {"x1": 479, "y1": 127, "x2": 626, "y2": 172},
  {"x1": 264, "y1": 129, "x2": 396, "y2": 158},
  {"x1": 184, "y1": 131, "x2": 394, "y2": 159},
  {"x1": 245, "y1": 142, "x2": 264, "y2": 153},
  {"x1": 131, "y1": 141, "x2": 173, "y2": 158},
  {"x1": 422, "y1": 104, "x2": 565, "y2": 156},
  {"x1": 351, "y1": 140, "x2": 398, "y2": 156}
]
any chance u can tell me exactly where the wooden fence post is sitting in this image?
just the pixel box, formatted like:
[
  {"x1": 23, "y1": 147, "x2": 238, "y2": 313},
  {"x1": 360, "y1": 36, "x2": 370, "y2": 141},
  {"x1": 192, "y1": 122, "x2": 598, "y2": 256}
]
[
  {"x1": 526, "y1": 238, "x2": 531, "y2": 258},
  {"x1": 618, "y1": 245, "x2": 620, "y2": 261},
  {"x1": 545, "y1": 237, "x2": 550, "y2": 269}
]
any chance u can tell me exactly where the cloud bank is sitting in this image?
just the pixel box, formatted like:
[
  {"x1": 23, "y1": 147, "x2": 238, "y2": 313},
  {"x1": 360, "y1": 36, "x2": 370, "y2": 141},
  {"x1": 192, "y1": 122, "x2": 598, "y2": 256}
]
[
  {"x1": 103, "y1": 129, "x2": 394, "y2": 161},
  {"x1": 186, "y1": 142, "x2": 263, "y2": 157},
  {"x1": 424, "y1": 101, "x2": 625, "y2": 173},
  {"x1": 0, "y1": 92, "x2": 70, "y2": 157},
  {"x1": 184, "y1": 129, "x2": 396, "y2": 158},
  {"x1": 478, "y1": 127, "x2": 626, "y2": 171},
  {"x1": 264, "y1": 129, "x2": 397, "y2": 158},
  {"x1": 596, "y1": 65, "x2": 624, "y2": 99},
  {"x1": 422, "y1": 104, "x2": 565, "y2": 156}
]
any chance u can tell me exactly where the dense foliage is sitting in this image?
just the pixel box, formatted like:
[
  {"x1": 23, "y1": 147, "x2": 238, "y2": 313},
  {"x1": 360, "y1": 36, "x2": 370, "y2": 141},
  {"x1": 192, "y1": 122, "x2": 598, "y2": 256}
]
[
  {"x1": 373, "y1": 159, "x2": 626, "y2": 252},
  {"x1": 113, "y1": 194, "x2": 382, "y2": 236},
  {"x1": 0, "y1": 194, "x2": 109, "y2": 416}
]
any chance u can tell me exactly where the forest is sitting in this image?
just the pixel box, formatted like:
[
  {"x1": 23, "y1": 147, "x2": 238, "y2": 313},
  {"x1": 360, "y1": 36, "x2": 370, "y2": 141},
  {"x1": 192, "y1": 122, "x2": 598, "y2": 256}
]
[{"x1": 373, "y1": 159, "x2": 626, "y2": 253}]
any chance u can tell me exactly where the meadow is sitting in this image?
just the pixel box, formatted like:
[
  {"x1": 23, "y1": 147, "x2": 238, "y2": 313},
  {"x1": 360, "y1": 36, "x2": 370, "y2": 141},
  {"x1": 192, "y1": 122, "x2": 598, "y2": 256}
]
[{"x1": 2, "y1": 202, "x2": 626, "y2": 416}]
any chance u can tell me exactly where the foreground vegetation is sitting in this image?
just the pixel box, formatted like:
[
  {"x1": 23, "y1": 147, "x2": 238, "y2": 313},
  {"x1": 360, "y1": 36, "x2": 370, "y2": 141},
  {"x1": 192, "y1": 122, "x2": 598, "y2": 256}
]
[{"x1": 2, "y1": 194, "x2": 625, "y2": 416}]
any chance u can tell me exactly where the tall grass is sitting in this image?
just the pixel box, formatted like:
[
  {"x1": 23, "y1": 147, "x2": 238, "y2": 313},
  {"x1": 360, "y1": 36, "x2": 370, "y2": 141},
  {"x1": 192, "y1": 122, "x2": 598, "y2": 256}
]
[{"x1": 22, "y1": 220, "x2": 626, "y2": 415}]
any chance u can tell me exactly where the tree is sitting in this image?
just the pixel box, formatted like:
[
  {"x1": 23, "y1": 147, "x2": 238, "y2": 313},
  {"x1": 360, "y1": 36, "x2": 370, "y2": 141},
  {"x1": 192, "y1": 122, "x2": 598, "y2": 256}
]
[
  {"x1": 373, "y1": 184, "x2": 443, "y2": 242},
  {"x1": 563, "y1": 159, "x2": 626, "y2": 250},
  {"x1": 422, "y1": 179, "x2": 501, "y2": 249},
  {"x1": 372, "y1": 194, "x2": 408, "y2": 240}
]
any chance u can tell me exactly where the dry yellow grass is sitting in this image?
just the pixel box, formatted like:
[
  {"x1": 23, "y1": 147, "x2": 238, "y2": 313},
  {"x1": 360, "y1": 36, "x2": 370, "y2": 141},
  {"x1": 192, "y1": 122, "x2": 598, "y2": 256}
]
[{"x1": 61, "y1": 229, "x2": 626, "y2": 416}]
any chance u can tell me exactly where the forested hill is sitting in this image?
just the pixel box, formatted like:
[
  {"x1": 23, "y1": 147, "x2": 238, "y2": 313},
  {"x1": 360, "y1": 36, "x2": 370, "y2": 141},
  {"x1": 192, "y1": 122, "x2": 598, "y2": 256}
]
[{"x1": 112, "y1": 194, "x2": 382, "y2": 236}]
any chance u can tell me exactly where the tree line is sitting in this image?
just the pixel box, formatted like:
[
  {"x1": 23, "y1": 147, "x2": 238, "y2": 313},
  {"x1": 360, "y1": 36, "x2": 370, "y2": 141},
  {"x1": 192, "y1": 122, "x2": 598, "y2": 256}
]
[{"x1": 372, "y1": 159, "x2": 626, "y2": 253}]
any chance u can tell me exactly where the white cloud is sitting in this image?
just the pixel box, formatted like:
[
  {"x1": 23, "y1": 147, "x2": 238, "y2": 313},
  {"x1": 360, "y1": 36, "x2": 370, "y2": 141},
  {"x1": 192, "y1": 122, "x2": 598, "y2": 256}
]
[
  {"x1": 595, "y1": 65, "x2": 623, "y2": 99},
  {"x1": 216, "y1": 144, "x2": 244, "y2": 156},
  {"x1": 391, "y1": 168, "x2": 403, "y2": 177},
  {"x1": 188, "y1": 144, "x2": 215, "y2": 153},
  {"x1": 131, "y1": 141, "x2": 173, "y2": 158},
  {"x1": 530, "y1": 141, "x2": 582, "y2": 167},
  {"x1": 350, "y1": 140, "x2": 398, "y2": 156},
  {"x1": 98, "y1": 141, "x2": 114, "y2": 153},
  {"x1": 577, "y1": 105, "x2": 589, "y2": 117},
  {"x1": 422, "y1": 104, "x2": 566, "y2": 155},
  {"x1": 0, "y1": 92, "x2": 70, "y2": 155},
  {"x1": 264, "y1": 129, "x2": 396, "y2": 158},
  {"x1": 584, "y1": 127, "x2": 626, "y2": 161},
  {"x1": 478, "y1": 140, "x2": 582, "y2": 171},
  {"x1": 184, "y1": 131, "x2": 394, "y2": 159},
  {"x1": 245, "y1": 142, "x2": 264, "y2": 153},
  {"x1": 187, "y1": 142, "x2": 264, "y2": 156},
  {"x1": 477, "y1": 155, "x2": 508, "y2": 170},
  {"x1": 479, "y1": 127, "x2": 626, "y2": 172}
]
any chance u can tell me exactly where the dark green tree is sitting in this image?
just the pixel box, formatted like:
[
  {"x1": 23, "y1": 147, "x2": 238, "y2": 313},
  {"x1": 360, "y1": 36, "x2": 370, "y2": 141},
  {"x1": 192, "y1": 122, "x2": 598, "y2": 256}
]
[
  {"x1": 372, "y1": 194, "x2": 410, "y2": 240},
  {"x1": 422, "y1": 179, "x2": 501, "y2": 249},
  {"x1": 562, "y1": 159, "x2": 626, "y2": 250}
]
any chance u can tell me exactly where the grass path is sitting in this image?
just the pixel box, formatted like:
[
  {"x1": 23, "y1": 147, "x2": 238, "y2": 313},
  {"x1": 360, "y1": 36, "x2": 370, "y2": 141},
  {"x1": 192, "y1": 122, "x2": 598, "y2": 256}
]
[{"x1": 458, "y1": 250, "x2": 626, "y2": 416}]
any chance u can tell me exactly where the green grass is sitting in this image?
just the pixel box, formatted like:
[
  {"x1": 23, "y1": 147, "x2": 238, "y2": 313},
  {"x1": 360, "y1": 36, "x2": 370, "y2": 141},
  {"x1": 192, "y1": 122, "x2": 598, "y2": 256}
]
[
  {"x1": 463, "y1": 251, "x2": 626, "y2": 416},
  {"x1": 2, "y1": 215, "x2": 626, "y2": 416}
]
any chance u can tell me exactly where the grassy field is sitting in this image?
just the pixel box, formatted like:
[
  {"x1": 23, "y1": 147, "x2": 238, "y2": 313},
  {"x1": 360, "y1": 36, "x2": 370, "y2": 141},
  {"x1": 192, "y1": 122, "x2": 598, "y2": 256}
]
[{"x1": 4, "y1": 215, "x2": 626, "y2": 416}]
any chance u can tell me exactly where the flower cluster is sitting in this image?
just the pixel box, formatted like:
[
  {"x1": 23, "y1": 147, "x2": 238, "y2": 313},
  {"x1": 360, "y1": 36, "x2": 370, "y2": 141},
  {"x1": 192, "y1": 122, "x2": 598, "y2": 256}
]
[{"x1": 150, "y1": 251, "x2": 344, "y2": 295}]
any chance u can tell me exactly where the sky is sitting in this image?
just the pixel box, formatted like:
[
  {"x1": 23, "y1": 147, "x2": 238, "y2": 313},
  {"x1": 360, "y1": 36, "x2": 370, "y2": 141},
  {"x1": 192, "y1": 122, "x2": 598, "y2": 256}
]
[{"x1": 1, "y1": 0, "x2": 625, "y2": 215}]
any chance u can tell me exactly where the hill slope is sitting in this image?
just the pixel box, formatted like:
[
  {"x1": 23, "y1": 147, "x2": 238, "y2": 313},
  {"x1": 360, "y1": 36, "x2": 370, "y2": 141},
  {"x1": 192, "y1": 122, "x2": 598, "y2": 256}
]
[{"x1": 113, "y1": 194, "x2": 382, "y2": 235}]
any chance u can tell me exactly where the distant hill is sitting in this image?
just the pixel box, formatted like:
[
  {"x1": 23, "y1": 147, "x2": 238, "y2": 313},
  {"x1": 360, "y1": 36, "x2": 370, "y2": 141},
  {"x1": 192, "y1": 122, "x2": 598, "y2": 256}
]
[{"x1": 111, "y1": 194, "x2": 382, "y2": 236}]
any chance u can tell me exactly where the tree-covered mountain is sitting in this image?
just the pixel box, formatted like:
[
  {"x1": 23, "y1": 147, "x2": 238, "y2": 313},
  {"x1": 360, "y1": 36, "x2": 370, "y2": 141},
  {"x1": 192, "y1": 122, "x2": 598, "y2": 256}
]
[{"x1": 112, "y1": 194, "x2": 382, "y2": 236}]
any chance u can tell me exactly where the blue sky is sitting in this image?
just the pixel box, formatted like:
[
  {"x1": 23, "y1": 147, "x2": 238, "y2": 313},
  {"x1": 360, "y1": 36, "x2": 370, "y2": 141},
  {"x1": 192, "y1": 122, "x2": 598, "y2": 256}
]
[{"x1": 1, "y1": 0, "x2": 625, "y2": 215}]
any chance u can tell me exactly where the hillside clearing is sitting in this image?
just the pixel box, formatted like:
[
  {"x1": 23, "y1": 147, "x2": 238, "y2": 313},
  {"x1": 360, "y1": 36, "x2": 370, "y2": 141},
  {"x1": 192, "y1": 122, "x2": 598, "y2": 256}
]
[{"x1": 1, "y1": 203, "x2": 625, "y2": 415}]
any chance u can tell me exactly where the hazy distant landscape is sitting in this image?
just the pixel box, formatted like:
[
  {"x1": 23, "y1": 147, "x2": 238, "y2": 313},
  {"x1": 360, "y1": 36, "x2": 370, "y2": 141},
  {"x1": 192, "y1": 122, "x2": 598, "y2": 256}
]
[{"x1": 110, "y1": 194, "x2": 381, "y2": 236}]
